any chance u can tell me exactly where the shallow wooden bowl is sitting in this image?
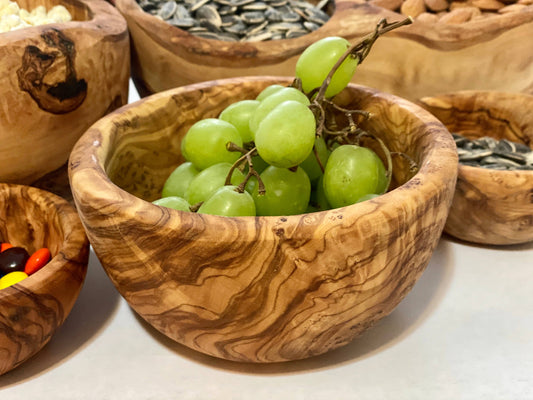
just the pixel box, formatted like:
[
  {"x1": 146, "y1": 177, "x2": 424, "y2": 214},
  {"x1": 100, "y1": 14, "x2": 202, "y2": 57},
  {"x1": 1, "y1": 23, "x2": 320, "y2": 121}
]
[
  {"x1": 419, "y1": 91, "x2": 533, "y2": 246},
  {"x1": 0, "y1": 183, "x2": 89, "y2": 375},
  {"x1": 0, "y1": 0, "x2": 130, "y2": 185},
  {"x1": 69, "y1": 76, "x2": 457, "y2": 363},
  {"x1": 115, "y1": 0, "x2": 533, "y2": 101}
]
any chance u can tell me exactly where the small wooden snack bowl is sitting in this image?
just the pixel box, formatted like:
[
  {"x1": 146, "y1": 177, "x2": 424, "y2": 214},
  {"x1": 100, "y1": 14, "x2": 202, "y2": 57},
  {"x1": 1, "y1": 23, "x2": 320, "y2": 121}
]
[
  {"x1": 0, "y1": 0, "x2": 130, "y2": 185},
  {"x1": 0, "y1": 183, "x2": 89, "y2": 375},
  {"x1": 114, "y1": 0, "x2": 533, "y2": 101},
  {"x1": 69, "y1": 76, "x2": 458, "y2": 363},
  {"x1": 419, "y1": 91, "x2": 533, "y2": 246}
]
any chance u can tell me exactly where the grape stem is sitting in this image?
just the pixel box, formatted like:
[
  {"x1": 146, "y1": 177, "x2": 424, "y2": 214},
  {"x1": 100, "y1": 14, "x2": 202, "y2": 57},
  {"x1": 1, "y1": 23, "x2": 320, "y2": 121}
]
[
  {"x1": 314, "y1": 17, "x2": 413, "y2": 105},
  {"x1": 226, "y1": 142, "x2": 266, "y2": 195}
]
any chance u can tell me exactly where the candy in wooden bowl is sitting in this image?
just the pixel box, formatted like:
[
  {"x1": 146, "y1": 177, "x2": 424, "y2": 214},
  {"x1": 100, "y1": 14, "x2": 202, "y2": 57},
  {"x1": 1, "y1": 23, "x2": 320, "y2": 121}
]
[
  {"x1": 0, "y1": 0, "x2": 130, "y2": 185},
  {"x1": 69, "y1": 76, "x2": 458, "y2": 363},
  {"x1": 114, "y1": 0, "x2": 533, "y2": 101},
  {"x1": 0, "y1": 183, "x2": 89, "y2": 375},
  {"x1": 419, "y1": 91, "x2": 533, "y2": 246}
]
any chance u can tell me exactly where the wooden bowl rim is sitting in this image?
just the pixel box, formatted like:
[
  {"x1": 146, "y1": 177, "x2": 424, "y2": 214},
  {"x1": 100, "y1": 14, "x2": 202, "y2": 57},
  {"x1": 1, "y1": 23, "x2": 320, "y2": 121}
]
[
  {"x1": 420, "y1": 90, "x2": 533, "y2": 183},
  {"x1": 0, "y1": 183, "x2": 89, "y2": 301},
  {"x1": 69, "y1": 76, "x2": 458, "y2": 233},
  {"x1": 0, "y1": 0, "x2": 127, "y2": 44},
  {"x1": 116, "y1": 0, "x2": 533, "y2": 57}
]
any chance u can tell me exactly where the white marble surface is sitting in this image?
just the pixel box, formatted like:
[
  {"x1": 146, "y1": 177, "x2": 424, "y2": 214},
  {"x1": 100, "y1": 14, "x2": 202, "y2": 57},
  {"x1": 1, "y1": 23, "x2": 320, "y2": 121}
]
[{"x1": 1, "y1": 82, "x2": 532, "y2": 399}]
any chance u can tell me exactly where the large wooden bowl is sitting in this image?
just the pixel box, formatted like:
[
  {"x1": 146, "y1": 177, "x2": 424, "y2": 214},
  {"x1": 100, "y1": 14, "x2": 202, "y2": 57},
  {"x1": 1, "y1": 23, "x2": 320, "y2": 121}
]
[
  {"x1": 114, "y1": 0, "x2": 533, "y2": 100},
  {"x1": 419, "y1": 91, "x2": 533, "y2": 246},
  {"x1": 0, "y1": 183, "x2": 89, "y2": 375},
  {"x1": 0, "y1": 0, "x2": 130, "y2": 185},
  {"x1": 69, "y1": 76, "x2": 458, "y2": 363}
]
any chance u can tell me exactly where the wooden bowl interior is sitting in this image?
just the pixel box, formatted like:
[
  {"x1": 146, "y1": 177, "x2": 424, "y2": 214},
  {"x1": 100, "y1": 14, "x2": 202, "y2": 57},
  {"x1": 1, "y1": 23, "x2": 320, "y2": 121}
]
[
  {"x1": 419, "y1": 91, "x2": 533, "y2": 149},
  {"x1": 0, "y1": 186, "x2": 64, "y2": 257},
  {"x1": 106, "y1": 78, "x2": 420, "y2": 202}
]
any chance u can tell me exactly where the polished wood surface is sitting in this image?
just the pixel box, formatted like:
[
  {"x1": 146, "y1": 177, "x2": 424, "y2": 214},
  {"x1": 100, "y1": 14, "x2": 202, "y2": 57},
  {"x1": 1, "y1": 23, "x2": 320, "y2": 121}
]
[
  {"x1": 114, "y1": 0, "x2": 533, "y2": 101},
  {"x1": 0, "y1": 183, "x2": 89, "y2": 375},
  {"x1": 0, "y1": 0, "x2": 130, "y2": 185},
  {"x1": 419, "y1": 91, "x2": 533, "y2": 245},
  {"x1": 69, "y1": 77, "x2": 458, "y2": 362}
]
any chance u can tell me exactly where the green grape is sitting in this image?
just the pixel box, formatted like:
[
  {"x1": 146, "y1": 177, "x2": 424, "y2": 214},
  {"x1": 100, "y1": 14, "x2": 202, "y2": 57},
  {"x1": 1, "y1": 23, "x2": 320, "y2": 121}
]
[
  {"x1": 356, "y1": 193, "x2": 380, "y2": 203},
  {"x1": 323, "y1": 145, "x2": 387, "y2": 208},
  {"x1": 152, "y1": 196, "x2": 191, "y2": 211},
  {"x1": 249, "y1": 87, "x2": 310, "y2": 136},
  {"x1": 256, "y1": 84, "x2": 285, "y2": 101},
  {"x1": 161, "y1": 162, "x2": 199, "y2": 198},
  {"x1": 299, "y1": 136, "x2": 330, "y2": 184},
  {"x1": 198, "y1": 186, "x2": 256, "y2": 217},
  {"x1": 252, "y1": 166, "x2": 311, "y2": 216},
  {"x1": 219, "y1": 100, "x2": 259, "y2": 143},
  {"x1": 295, "y1": 36, "x2": 358, "y2": 98},
  {"x1": 185, "y1": 162, "x2": 245, "y2": 205},
  {"x1": 308, "y1": 174, "x2": 330, "y2": 212},
  {"x1": 255, "y1": 100, "x2": 316, "y2": 169},
  {"x1": 181, "y1": 118, "x2": 243, "y2": 170}
]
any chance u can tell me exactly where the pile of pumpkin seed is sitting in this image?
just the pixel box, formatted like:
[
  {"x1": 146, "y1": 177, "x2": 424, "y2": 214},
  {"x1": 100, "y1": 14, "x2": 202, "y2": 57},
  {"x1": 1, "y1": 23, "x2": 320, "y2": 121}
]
[
  {"x1": 136, "y1": 0, "x2": 331, "y2": 41},
  {"x1": 454, "y1": 133, "x2": 533, "y2": 170}
]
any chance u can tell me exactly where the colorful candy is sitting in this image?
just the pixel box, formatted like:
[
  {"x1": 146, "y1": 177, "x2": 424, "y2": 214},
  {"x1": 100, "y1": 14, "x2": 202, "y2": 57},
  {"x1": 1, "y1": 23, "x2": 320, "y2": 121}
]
[
  {"x1": 0, "y1": 247, "x2": 30, "y2": 275},
  {"x1": 25, "y1": 248, "x2": 51, "y2": 275},
  {"x1": 0, "y1": 242, "x2": 51, "y2": 289},
  {"x1": 0, "y1": 271, "x2": 28, "y2": 289}
]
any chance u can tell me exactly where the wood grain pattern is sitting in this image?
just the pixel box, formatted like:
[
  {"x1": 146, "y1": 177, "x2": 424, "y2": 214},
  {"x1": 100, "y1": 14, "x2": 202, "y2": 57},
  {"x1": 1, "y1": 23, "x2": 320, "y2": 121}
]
[
  {"x1": 114, "y1": 0, "x2": 533, "y2": 101},
  {"x1": 0, "y1": 0, "x2": 130, "y2": 185},
  {"x1": 69, "y1": 77, "x2": 458, "y2": 362},
  {"x1": 419, "y1": 91, "x2": 533, "y2": 245},
  {"x1": 0, "y1": 183, "x2": 89, "y2": 375}
]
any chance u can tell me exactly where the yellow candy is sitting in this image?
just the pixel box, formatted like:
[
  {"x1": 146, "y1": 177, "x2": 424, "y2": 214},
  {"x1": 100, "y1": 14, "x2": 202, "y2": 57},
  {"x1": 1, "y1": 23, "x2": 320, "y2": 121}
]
[{"x1": 0, "y1": 271, "x2": 28, "y2": 289}]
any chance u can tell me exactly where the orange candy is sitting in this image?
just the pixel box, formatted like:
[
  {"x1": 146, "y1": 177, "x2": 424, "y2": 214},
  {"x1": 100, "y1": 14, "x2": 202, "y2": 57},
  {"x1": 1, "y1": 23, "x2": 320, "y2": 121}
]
[
  {"x1": 24, "y1": 248, "x2": 51, "y2": 275},
  {"x1": 1, "y1": 243, "x2": 13, "y2": 252}
]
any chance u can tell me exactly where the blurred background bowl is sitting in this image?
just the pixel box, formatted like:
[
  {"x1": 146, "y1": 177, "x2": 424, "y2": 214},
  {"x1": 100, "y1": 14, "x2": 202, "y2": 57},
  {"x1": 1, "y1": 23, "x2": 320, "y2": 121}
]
[
  {"x1": 0, "y1": 0, "x2": 130, "y2": 188},
  {"x1": 114, "y1": 0, "x2": 533, "y2": 100},
  {"x1": 69, "y1": 76, "x2": 457, "y2": 363},
  {"x1": 419, "y1": 90, "x2": 533, "y2": 245},
  {"x1": 0, "y1": 183, "x2": 89, "y2": 375}
]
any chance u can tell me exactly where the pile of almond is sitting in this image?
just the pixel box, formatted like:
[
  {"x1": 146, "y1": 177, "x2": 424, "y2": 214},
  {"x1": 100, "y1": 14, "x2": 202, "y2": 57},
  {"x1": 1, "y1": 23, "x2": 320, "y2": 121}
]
[{"x1": 369, "y1": 0, "x2": 532, "y2": 23}]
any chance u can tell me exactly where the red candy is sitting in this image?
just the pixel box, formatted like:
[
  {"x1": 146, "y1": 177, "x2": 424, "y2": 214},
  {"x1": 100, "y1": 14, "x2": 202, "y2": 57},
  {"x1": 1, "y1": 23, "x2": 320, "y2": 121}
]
[{"x1": 25, "y1": 248, "x2": 51, "y2": 275}]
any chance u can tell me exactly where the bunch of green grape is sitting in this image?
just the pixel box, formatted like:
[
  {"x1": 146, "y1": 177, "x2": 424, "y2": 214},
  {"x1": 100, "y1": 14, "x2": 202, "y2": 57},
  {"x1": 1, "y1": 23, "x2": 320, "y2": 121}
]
[{"x1": 153, "y1": 36, "x2": 389, "y2": 217}]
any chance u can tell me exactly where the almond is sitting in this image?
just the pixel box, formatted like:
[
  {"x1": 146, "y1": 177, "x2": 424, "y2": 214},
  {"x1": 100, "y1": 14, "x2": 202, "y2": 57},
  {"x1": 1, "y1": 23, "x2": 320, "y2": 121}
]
[
  {"x1": 424, "y1": 0, "x2": 449, "y2": 11},
  {"x1": 438, "y1": 6, "x2": 480, "y2": 22},
  {"x1": 400, "y1": 0, "x2": 427, "y2": 17}
]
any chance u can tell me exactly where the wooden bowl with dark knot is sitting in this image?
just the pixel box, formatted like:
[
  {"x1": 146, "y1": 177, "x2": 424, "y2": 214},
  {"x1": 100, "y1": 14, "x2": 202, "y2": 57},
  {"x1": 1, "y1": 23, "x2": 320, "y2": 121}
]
[
  {"x1": 69, "y1": 76, "x2": 457, "y2": 363},
  {"x1": 0, "y1": 183, "x2": 89, "y2": 375},
  {"x1": 114, "y1": 0, "x2": 533, "y2": 101},
  {"x1": 0, "y1": 0, "x2": 130, "y2": 186},
  {"x1": 419, "y1": 91, "x2": 533, "y2": 246}
]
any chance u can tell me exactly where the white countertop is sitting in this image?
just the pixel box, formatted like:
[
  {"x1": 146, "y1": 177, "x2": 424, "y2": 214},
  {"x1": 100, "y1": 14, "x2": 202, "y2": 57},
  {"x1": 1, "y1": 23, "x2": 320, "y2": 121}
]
[{"x1": 1, "y1": 82, "x2": 532, "y2": 399}]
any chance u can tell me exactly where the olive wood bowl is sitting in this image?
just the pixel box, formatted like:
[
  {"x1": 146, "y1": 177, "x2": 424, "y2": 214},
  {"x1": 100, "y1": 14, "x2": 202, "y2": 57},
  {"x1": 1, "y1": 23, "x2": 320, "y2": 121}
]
[
  {"x1": 0, "y1": 183, "x2": 89, "y2": 375},
  {"x1": 0, "y1": 0, "x2": 130, "y2": 185},
  {"x1": 69, "y1": 76, "x2": 458, "y2": 363},
  {"x1": 419, "y1": 91, "x2": 533, "y2": 246},
  {"x1": 114, "y1": 0, "x2": 533, "y2": 101}
]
